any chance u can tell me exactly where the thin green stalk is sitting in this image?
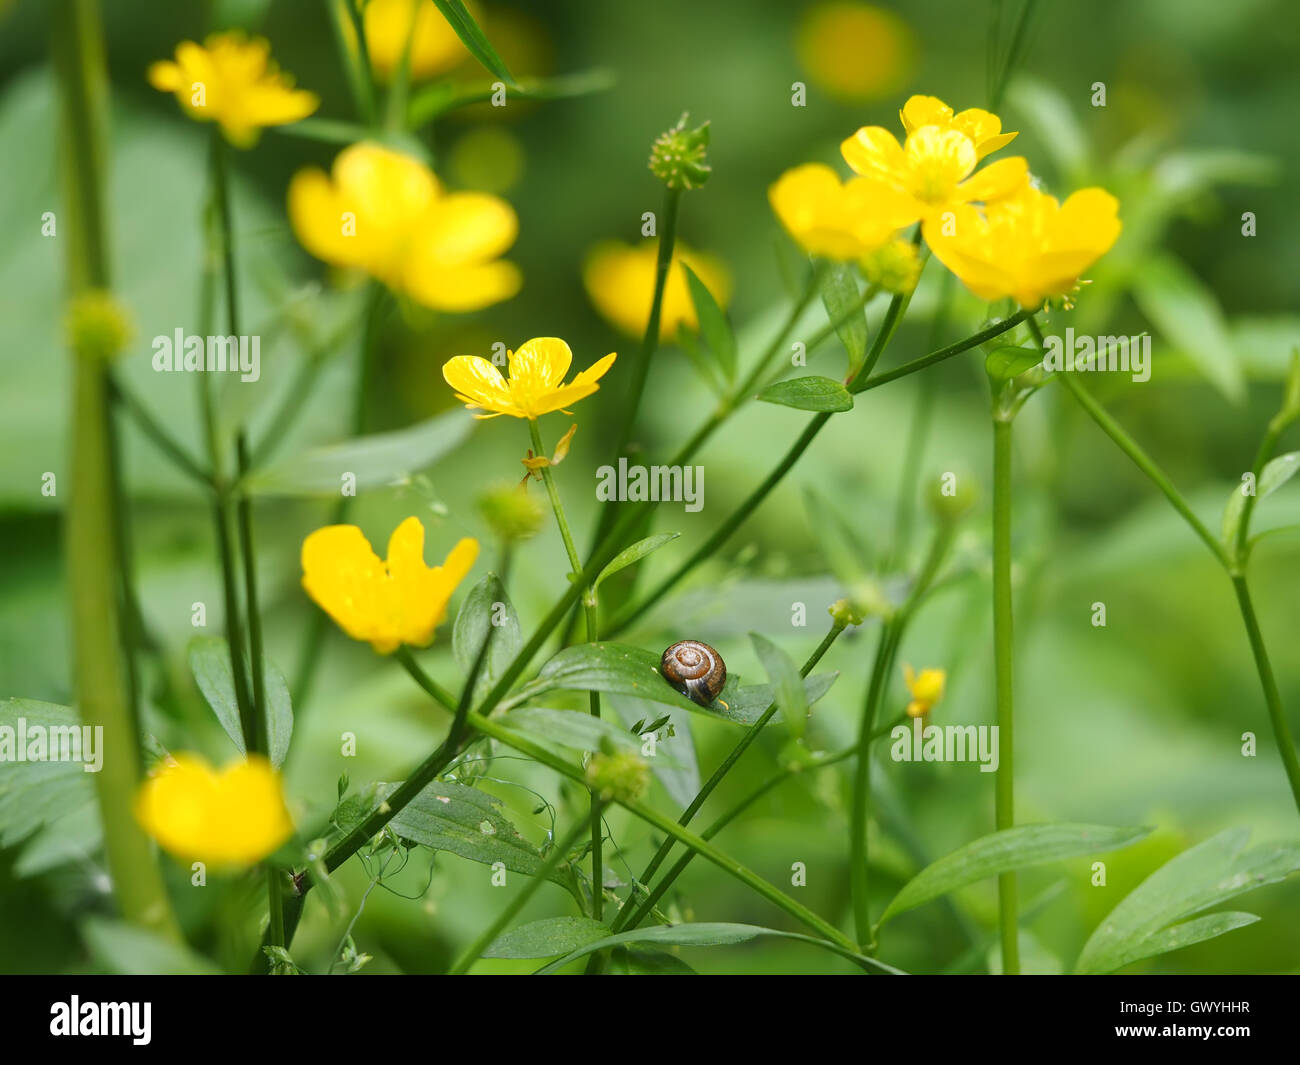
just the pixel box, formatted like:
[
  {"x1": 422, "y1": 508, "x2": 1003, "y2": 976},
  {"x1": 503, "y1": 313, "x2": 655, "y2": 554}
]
[
  {"x1": 235, "y1": 434, "x2": 267, "y2": 757},
  {"x1": 1231, "y1": 576, "x2": 1300, "y2": 814},
  {"x1": 611, "y1": 619, "x2": 847, "y2": 934},
  {"x1": 54, "y1": 0, "x2": 179, "y2": 940},
  {"x1": 448, "y1": 818, "x2": 589, "y2": 975},
  {"x1": 109, "y1": 375, "x2": 212, "y2": 487},
  {"x1": 989, "y1": 0, "x2": 1039, "y2": 110},
  {"x1": 337, "y1": 0, "x2": 377, "y2": 125},
  {"x1": 1055, "y1": 371, "x2": 1230, "y2": 567},
  {"x1": 850, "y1": 624, "x2": 900, "y2": 946},
  {"x1": 383, "y1": 0, "x2": 419, "y2": 132},
  {"x1": 991, "y1": 414, "x2": 1018, "y2": 973},
  {"x1": 528, "y1": 418, "x2": 605, "y2": 918}
]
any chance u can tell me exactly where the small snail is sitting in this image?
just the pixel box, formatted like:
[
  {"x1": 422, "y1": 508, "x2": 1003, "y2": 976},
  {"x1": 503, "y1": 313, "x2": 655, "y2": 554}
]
[{"x1": 660, "y1": 640, "x2": 727, "y2": 707}]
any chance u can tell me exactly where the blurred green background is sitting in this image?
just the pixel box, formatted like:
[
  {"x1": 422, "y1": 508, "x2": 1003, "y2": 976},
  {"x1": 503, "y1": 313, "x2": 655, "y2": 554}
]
[{"x1": 2, "y1": 0, "x2": 1299, "y2": 974}]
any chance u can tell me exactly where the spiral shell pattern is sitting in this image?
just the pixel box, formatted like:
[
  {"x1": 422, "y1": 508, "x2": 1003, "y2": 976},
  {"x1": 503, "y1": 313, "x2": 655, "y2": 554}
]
[{"x1": 660, "y1": 640, "x2": 726, "y2": 707}]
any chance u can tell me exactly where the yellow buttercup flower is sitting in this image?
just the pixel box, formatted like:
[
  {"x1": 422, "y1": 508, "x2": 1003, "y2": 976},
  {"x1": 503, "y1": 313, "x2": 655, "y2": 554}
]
[
  {"x1": 147, "y1": 32, "x2": 318, "y2": 148},
  {"x1": 442, "y1": 338, "x2": 617, "y2": 420},
  {"x1": 903, "y1": 664, "x2": 945, "y2": 718},
  {"x1": 899, "y1": 94, "x2": 1017, "y2": 161},
  {"x1": 136, "y1": 754, "x2": 293, "y2": 867},
  {"x1": 841, "y1": 95, "x2": 1027, "y2": 222},
  {"x1": 769, "y1": 163, "x2": 914, "y2": 260},
  {"x1": 583, "y1": 241, "x2": 731, "y2": 340},
  {"x1": 922, "y1": 182, "x2": 1122, "y2": 309},
  {"x1": 302, "y1": 518, "x2": 478, "y2": 654},
  {"x1": 288, "y1": 142, "x2": 521, "y2": 312},
  {"x1": 357, "y1": 0, "x2": 473, "y2": 82}
]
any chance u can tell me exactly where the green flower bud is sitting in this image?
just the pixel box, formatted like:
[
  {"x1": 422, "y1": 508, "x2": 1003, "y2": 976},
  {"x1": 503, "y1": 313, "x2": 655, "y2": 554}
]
[
  {"x1": 828, "y1": 597, "x2": 865, "y2": 628},
  {"x1": 928, "y1": 472, "x2": 977, "y2": 522},
  {"x1": 649, "y1": 113, "x2": 711, "y2": 191},
  {"x1": 585, "y1": 749, "x2": 651, "y2": 804},
  {"x1": 476, "y1": 481, "x2": 544, "y2": 543},
  {"x1": 66, "y1": 290, "x2": 132, "y2": 363},
  {"x1": 860, "y1": 238, "x2": 920, "y2": 295}
]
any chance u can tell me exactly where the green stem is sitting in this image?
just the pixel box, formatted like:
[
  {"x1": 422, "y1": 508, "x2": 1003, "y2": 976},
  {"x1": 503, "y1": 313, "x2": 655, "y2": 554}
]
[
  {"x1": 1231, "y1": 576, "x2": 1300, "y2": 815},
  {"x1": 992, "y1": 414, "x2": 1018, "y2": 974},
  {"x1": 54, "y1": 0, "x2": 179, "y2": 940},
  {"x1": 528, "y1": 418, "x2": 605, "y2": 918},
  {"x1": 109, "y1": 375, "x2": 212, "y2": 487},
  {"x1": 235, "y1": 434, "x2": 267, "y2": 757},
  {"x1": 336, "y1": 0, "x2": 377, "y2": 126},
  {"x1": 612, "y1": 619, "x2": 847, "y2": 934},
  {"x1": 447, "y1": 818, "x2": 589, "y2": 975},
  {"x1": 1054, "y1": 371, "x2": 1229, "y2": 568}
]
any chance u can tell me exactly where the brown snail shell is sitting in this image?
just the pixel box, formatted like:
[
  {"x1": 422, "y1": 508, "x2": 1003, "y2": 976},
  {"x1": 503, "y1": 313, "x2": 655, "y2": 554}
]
[{"x1": 660, "y1": 640, "x2": 726, "y2": 707}]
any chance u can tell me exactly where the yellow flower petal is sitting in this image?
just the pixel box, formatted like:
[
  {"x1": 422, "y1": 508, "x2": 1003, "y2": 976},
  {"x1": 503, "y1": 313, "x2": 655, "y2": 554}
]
[
  {"x1": 442, "y1": 340, "x2": 616, "y2": 419},
  {"x1": 136, "y1": 754, "x2": 293, "y2": 867}
]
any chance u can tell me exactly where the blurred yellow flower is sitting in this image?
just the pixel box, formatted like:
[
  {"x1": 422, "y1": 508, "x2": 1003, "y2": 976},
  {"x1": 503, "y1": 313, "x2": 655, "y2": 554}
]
[
  {"x1": 136, "y1": 754, "x2": 292, "y2": 867},
  {"x1": 147, "y1": 32, "x2": 318, "y2": 148},
  {"x1": 899, "y1": 95, "x2": 1017, "y2": 161},
  {"x1": 769, "y1": 163, "x2": 913, "y2": 260},
  {"x1": 443, "y1": 338, "x2": 616, "y2": 420},
  {"x1": 797, "y1": 2, "x2": 915, "y2": 102},
  {"x1": 355, "y1": 0, "x2": 472, "y2": 82},
  {"x1": 288, "y1": 142, "x2": 520, "y2": 312},
  {"x1": 583, "y1": 241, "x2": 731, "y2": 340},
  {"x1": 923, "y1": 183, "x2": 1122, "y2": 309},
  {"x1": 302, "y1": 517, "x2": 478, "y2": 654},
  {"x1": 903, "y1": 664, "x2": 945, "y2": 718},
  {"x1": 841, "y1": 95, "x2": 1027, "y2": 222}
]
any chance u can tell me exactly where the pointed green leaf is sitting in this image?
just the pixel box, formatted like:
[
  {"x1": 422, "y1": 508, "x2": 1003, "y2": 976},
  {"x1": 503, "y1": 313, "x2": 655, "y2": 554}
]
[
  {"x1": 757, "y1": 375, "x2": 853, "y2": 412},
  {"x1": 682, "y1": 261, "x2": 736, "y2": 381},
  {"x1": 483, "y1": 916, "x2": 610, "y2": 959},
  {"x1": 750, "y1": 633, "x2": 808, "y2": 740},
  {"x1": 1133, "y1": 254, "x2": 1245, "y2": 403},
  {"x1": 187, "y1": 636, "x2": 293, "y2": 767},
  {"x1": 1091, "y1": 912, "x2": 1260, "y2": 974},
  {"x1": 240, "y1": 409, "x2": 472, "y2": 497},
  {"x1": 879, "y1": 823, "x2": 1152, "y2": 925},
  {"x1": 1075, "y1": 829, "x2": 1300, "y2": 974},
  {"x1": 1221, "y1": 451, "x2": 1300, "y2": 545},
  {"x1": 429, "y1": 0, "x2": 517, "y2": 87},
  {"x1": 819, "y1": 263, "x2": 867, "y2": 374},
  {"x1": 593, "y1": 533, "x2": 680, "y2": 592},
  {"x1": 452, "y1": 574, "x2": 522, "y2": 702}
]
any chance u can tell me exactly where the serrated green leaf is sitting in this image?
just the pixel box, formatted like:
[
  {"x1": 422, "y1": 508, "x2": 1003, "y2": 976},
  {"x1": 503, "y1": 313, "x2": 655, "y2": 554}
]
[
  {"x1": 593, "y1": 533, "x2": 680, "y2": 592},
  {"x1": 750, "y1": 633, "x2": 808, "y2": 740},
  {"x1": 0, "y1": 699, "x2": 100, "y2": 870},
  {"x1": 532, "y1": 922, "x2": 904, "y2": 974},
  {"x1": 757, "y1": 376, "x2": 854, "y2": 412},
  {"x1": 240, "y1": 409, "x2": 472, "y2": 497},
  {"x1": 819, "y1": 262, "x2": 867, "y2": 374},
  {"x1": 452, "y1": 574, "x2": 522, "y2": 702},
  {"x1": 682, "y1": 262, "x2": 736, "y2": 381},
  {"x1": 187, "y1": 636, "x2": 293, "y2": 768},
  {"x1": 879, "y1": 823, "x2": 1152, "y2": 925},
  {"x1": 1133, "y1": 254, "x2": 1245, "y2": 403},
  {"x1": 430, "y1": 0, "x2": 517, "y2": 86},
  {"x1": 1075, "y1": 829, "x2": 1300, "y2": 974},
  {"x1": 483, "y1": 915, "x2": 610, "y2": 958}
]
